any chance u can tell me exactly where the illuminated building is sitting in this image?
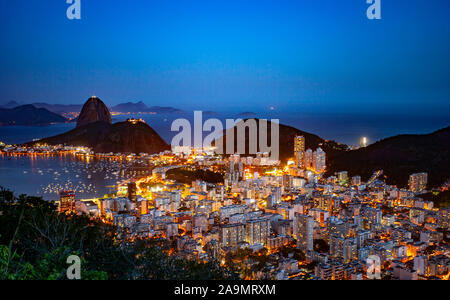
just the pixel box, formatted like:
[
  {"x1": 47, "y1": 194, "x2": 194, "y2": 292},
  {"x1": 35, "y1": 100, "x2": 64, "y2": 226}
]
[
  {"x1": 282, "y1": 174, "x2": 293, "y2": 189},
  {"x1": 315, "y1": 263, "x2": 333, "y2": 280},
  {"x1": 326, "y1": 217, "x2": 349, "y2": 241},
  {"x1": 245, "y1": 218, "x2": 271, "y2": 246},
  {"x1": 361, "y1": 207, "x2": 382, "y2": 229},
  {"x1": 205, "y1": 239, "x2": 221, "y2": 260},
  {"x1": 337, "y1": 171, "x2": 348, "y2": 183},
  {"x1": 193, "y1": 213, "x2": 209, "y2": 233},
  {"x1": 382, "y1": 214, "x2": 395, "y2": 227},
  {"x1": 330, "y1": 236, "x2": 357, "y2": 263},
  {"x1": 408, "y1": 173, "x2": 428, "y2": 193},
  {"x1": 193, "y1": 180, "x2": 207, "y2": 193},
  {"x1": 219, "y1": 204, "x2": 246, "y2": 221},
  {"x1": 219, "y1": 223, "x2": 245, "y2": 247},
  {"x1": 126, "y1": 118, "x2": 146, "y2": 125},
  {"x1": 76, "y1": 200, "x2": 99, "y2": 217},
  {"x1": 351, "y1": 176, "x2": 361, "y2": 186},
  {"x1": 169, "y1": 191, "x2": 181, "y2": 204},
  {"x1": 305, "y1": 149, "x2": 313, "y2": 169},
  {"x1": 114, "y1": 214, "x2": 137, "y2": 228},
  {"x1": 294, "y1": 213, "x2": 314, "y2": 251},
  {"x1": 355, "y1": 230, "x2": 372, "y2": 249},
  {"x1": 153, "y1": 215, "x2": 174, "y2": 231},
  {"x1": 166, "y1": 223, "x2": 179, "y2": 238},
  {"x1": 314, "y1": 262, "x2": 346, "y2": 280},
  {"x1": 268, "y1": 235, "x2": 289, "y2": 250},
  {"x1": 409, "y1": 208, "x2": 425, "y2": 225},
  {"x1": 138, "y1": 199, "x2": 148, "y2": 216},
  {"x1": 227, "y1": 161, "x2": 242, "y2": 185},
  {"x1": 229, "y1": 213, "x2": 246, "y2": 224},
  {"x1": 294, "y1": 135, "x2": 305, "y2": 169},
  {"x1": 313, "y1": 197, "x2": 333, "y2": 213},
  {"x1": 267, "y1": 187, "x2": 282, "y2": 209},
  {"x1": 308, "y1": 208, "x2": 330, "y2": 225},
  {"x1": 59, "y1": 190, "x2": 76, "y2": 213},
  {"x1": 313, "y1": 147, "x2": 326, "y2": 173},
  {"x1": 127, "y1": 182, "x2": 137, "y2": 203},
  {"x1": 292, "y1": 177, "x2": 306, "y2": 188}
]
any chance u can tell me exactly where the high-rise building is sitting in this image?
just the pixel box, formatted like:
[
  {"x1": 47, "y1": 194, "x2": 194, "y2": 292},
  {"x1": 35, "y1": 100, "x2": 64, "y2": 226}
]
[
  {"x1": 59, "y1": 190, "x2": 76, "y2": 213},
  {"x1": 313, "y1": 148, "x2": 326, "y2": 173},
  {"x1": 219, "y1": 223, "x2": 245, "y2": 247},
  {"x1": 245, "y1": 218, "x2": 271, "y2": 246},
  {"x1": 294, "y1": 135, "x2": 306, "y2": 169},
  {"x1": 351, "y1": 176, "x2": 362, "y2": 186},
  {"x1": 361, "y1": 207, "x2": 382, "y2": 229},
  {"x1": 305, "y1": 149, "x2": 313, "y2": 169},
  {"x1": 326, "y1": 217, "x2": 349, "y2": 241},
  {"x1": 330, "y1": 236, "x2": 357, "y2": 263},
  {"x1": 220, "y1": 204, "x2": 246, "y2": 221},
  {"x1": 409, "y1": 173, "x2": 428, "y2": 193},
  {"x1": 294, "y1": 213, "x2": 314, "y2": 251},
  {"x1": 227, "y1": 160, "x2": 242, "y2": 184},
  {"x1": 337, "y1": 171, "x2": 348, "y2": 183},
  {"x1": 271, "y1": 187, "x2": 282, "y2": 206},
  {"x1": 193, "y1": 213, "x2": 209, "y2": 233},
  {"x1": 138, "y1": 199, "x2": 148, "y2": 216},
  {"x1": 127, "y1": 182, "x2": 137, "y2": 203},
  {"x1": 282, "y1": 174, "x2": 293, "y2": 189},
  {"x1": 206, "y1": 239, "x2": 221, "y2": 261}
]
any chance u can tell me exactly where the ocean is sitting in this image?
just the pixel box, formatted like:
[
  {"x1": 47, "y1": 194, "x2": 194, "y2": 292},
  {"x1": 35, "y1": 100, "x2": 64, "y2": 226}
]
[{"x1": 0, "y1": 153, "x2": 137, "y2": 200}]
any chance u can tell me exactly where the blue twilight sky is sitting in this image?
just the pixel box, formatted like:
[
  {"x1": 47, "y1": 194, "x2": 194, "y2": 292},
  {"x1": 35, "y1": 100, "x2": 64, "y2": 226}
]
[{"x1": 0, "y1": 0, "x2": 449, "y2": 114}]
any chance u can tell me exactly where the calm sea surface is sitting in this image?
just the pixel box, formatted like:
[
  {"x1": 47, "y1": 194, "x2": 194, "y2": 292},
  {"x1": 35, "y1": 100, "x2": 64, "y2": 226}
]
[{"x1": 0, "y1": 154, "x2": 130, "y2": 200}]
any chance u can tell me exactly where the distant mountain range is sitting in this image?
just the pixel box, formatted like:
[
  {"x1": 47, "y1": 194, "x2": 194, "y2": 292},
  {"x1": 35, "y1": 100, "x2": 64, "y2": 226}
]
[
  {"x1": 0, "y1": 101, "x2": 185, "y2": 115},
  {"x1": 0, "y1": 101, "x2": 83, "y2": 115},
  {"x1": 216, "y1": 119, "x2": 450, "y2": 188},
  {"x1": 32, "y1": 103, "x2": 83, "y2": 115},
  {"x1": 236, "y1": 112, "x2": 257, "y2": 117},
  {"x1": 0, "y1": 105, "x2": 67, "y2": 126},
  {"x1": 110, "y1": 101, "x2": 149, "y2": 113},
  {"x1": 0, "y1": 101, "x2": 22, "y2": 109},
  {"x1": 110, "y1": 102, "x2": 185, "y2": 114}
]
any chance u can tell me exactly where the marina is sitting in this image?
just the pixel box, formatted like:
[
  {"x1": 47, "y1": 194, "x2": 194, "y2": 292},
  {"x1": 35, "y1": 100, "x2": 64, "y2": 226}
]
[{"x1": 0, "y1": 152, "x2": 143, "y2": 200}]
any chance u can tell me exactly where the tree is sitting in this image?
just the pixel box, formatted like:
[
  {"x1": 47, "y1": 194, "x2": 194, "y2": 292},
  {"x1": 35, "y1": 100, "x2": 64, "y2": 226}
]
[
  {"x1": 314, "y1": 239, "x2": 330, "y2": 254},
  {"x1": 0, "y1": 188, "x2": 236, "y2": 280}
]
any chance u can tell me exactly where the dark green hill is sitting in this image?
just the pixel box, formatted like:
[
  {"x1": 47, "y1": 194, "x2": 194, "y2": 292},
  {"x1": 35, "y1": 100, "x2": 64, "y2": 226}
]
[
  {"x1": 0, "y1": 105, "x2": 67, "y2": 126},
  {"x1": 214, "y1": 118, "x2": 347, "y2": 162},
  {"x1": 326, "y1": 126, "x2": 450, "y2": 188},
  {"x1": 215, "y1": 119, "x2": 449, "y2": 188},
  {"x1": 26, "y1": 121, "x2": 170, "y2": 155},
  {"x1": 418, "y1": 190, "x2": 450, "y2": 209}
]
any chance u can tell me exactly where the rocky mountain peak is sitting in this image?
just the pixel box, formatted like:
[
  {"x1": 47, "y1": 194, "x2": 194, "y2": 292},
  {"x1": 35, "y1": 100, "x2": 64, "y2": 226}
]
[{"x1": 76, "y1": 96, "x2": 112, "y2": 128}]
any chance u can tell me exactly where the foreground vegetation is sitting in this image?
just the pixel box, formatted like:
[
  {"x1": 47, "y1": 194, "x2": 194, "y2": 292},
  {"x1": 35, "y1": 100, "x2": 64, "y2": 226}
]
[{"x1": 0, "y1": 188, "x2": 237, "y2": 280}]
